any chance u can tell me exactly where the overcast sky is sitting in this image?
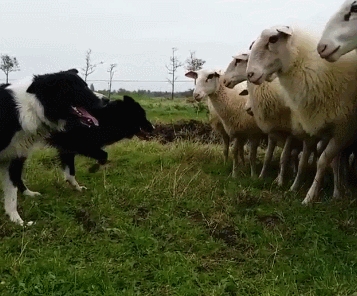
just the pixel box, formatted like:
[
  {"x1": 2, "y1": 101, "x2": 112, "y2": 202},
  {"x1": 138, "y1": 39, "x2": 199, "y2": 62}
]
[{"x1": 1, "y1": 0, "x2": 340, "y2": 92}]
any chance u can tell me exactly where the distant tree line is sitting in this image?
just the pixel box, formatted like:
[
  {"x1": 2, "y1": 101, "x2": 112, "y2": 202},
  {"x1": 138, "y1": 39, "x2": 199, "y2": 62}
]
[{"x1": 97, "y1": 87, "x2": 194, "y2": 99}]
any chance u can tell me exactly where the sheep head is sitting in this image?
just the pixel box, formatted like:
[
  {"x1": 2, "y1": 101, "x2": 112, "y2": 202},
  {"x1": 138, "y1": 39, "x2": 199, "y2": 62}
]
[
  {"x1": 223, "y1": 52, "x2": 249, "y2": 89},
  {"x1": 318, "y1": 0, "x2": 357, "y2": 62},
  {"x1": 185, "y1": 69, "x2": 221, "y2": 101},
  {"x1": 246, "y1": 25, "x2": 293, "y2": 85}
]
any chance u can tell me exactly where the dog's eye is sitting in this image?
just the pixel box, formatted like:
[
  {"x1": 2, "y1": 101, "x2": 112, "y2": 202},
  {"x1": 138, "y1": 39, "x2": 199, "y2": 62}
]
[{"x1": 269, "y1": 35, "x2": 279, "y2": 44}]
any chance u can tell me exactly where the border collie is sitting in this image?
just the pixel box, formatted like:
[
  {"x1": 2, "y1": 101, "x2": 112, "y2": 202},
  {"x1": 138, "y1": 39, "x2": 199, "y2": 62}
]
[
  {"x1": 0, "y1": 68, "x2": 105, "y2": 226},
  {"x1": 15, "y1": 95, "x2": 154, "y2": 195}
]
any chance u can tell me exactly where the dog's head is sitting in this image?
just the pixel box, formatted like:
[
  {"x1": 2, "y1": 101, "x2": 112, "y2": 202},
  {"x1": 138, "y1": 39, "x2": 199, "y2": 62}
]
[
  {"x1": 26, "y1": 68, "x2": 106, "y2": 127},
  {"x1": 100, "y1": 95, "x2": 154, "y2": 140}
]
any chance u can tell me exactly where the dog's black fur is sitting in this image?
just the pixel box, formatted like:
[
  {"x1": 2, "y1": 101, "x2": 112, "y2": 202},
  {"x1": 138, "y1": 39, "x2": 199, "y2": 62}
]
[
  {"x1": 16, "y1": 95, "x2": 154, "y2": 193},
  {"x1": 0, "y1": 69, "x2": 106, "y2": 225}
]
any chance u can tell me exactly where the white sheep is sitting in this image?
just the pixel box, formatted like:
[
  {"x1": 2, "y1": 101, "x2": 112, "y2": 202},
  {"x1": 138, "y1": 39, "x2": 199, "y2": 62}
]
[
  {"x1": 207, "y1": 99, "x2": 243, "y2": 166},
  {"x1": 185, "y1": 69, "x2": 265, "y2": 177},
  {"x1": 318, "y1": 0, "x2": 357, "y2": 62},
  {"x1": 222, "y1": 51, "x2": 303, "y2": 185},
  {"x1": 246, "y1": 25, "x2": 357, "y2": 204}
]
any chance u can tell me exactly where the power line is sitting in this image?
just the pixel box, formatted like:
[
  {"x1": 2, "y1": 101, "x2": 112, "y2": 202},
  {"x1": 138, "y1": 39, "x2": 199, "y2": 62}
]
[
  {"x1": 0, "y1": 78, "x2": 192, "y2": 83},
  {"x1": 85, "y1": 79, "x2": 192, "y2": 83}
]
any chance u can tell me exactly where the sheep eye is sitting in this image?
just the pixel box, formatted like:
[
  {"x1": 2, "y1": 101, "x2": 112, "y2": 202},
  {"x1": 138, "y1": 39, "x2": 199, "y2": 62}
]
[
  {"x1": 235, "y1": 59, "x2": 241, "y2": 66},
  {"x1": 351, "y1": 4, "x2": 357, "y2": 13},
  {"x1": 206, "y1": 74, "x2": 214, "y2": 80},
  {"x1": 269, "y1": 35, "x2": 279, "y2": 44}
]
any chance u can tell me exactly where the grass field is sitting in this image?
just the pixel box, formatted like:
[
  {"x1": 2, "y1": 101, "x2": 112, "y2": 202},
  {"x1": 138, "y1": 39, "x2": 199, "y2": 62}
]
[{"x1": 1, "y1": 96, "x2": 357, "y2": 295}]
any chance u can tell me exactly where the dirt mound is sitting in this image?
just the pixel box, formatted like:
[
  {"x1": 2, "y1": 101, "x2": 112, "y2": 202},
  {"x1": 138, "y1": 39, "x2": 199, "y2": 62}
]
[{"x1": 148, "y1": 120, "x2": 221, "y2": 144}]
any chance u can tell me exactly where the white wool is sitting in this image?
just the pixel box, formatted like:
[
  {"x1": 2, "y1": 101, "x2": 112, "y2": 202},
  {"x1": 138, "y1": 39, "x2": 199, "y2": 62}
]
[
  {"x1": 189, "y1": 68, "x2": 264, "y2": 177},
  {"x1": 248, "y1": 24, "x2": 357, "y2": 204},
  {"x1": 276, "y1": 27, "x2": 357, "y2": 136}
]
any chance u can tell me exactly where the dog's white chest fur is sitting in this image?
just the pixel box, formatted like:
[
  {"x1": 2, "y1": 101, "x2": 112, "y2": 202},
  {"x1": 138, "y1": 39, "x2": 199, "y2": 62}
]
[{"x1": 0, "y1": 78, "x2": 65, "y2": 161}]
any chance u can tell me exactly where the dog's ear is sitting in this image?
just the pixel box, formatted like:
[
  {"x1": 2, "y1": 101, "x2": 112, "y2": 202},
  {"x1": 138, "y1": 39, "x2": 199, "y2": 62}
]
[
  {"x1": 27, "y1": 78, "x2": 39, "y2": 94},
  {"x1": 123, "y1": 95, "x2": 136, "y2": 103},
  {"x1": 65, "y1": 68, "x2": 79, "y2": 74}
]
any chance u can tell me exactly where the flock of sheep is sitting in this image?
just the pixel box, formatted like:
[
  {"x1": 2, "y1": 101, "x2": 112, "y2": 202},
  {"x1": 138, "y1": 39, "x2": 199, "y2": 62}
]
[{"x1": 185, "y1": 0, "x2": 357, "y2": 205}]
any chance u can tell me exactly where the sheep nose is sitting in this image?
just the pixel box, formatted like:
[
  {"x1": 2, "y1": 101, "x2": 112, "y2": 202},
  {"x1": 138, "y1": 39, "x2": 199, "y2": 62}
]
[
  {"x1": 193, "y1": 93, "x2": 200, "y2": 99},
  {"x1": 223, "y1": 79, "x2": 227, "y2": 85},
  {"x1": 246, "y1": 107, "x2": 253, "y2": 116},
  {"x1": 247, "y1": 72, "x2": 255, "y2": 81},
  {"x1": 317, "y1": 43, "x2": 327, "y2": 54}
]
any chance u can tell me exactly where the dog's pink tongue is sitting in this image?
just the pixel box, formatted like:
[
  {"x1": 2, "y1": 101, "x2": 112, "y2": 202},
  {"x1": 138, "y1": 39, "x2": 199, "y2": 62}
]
[{"x1": 77, "y1": 107, "x2": 99, "y2": 126}]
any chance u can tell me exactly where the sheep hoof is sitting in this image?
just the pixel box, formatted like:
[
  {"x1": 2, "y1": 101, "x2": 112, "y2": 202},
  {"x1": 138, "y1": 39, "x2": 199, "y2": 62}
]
[
  {"x1": 258, "y1": 172, "x2": 266, "y2": 179},
  {"x1": 273, "y1": 176, "x2": 284, "y2": 187}
]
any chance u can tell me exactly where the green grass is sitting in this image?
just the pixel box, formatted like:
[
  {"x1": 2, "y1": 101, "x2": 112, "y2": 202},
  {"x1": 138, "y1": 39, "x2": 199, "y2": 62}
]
[
  {"x1": 109, "y1": 94, "x2": 209, "y2": 123},
  {"x1": 1, "y1": 96, "x2": 357, "y2": 295}
]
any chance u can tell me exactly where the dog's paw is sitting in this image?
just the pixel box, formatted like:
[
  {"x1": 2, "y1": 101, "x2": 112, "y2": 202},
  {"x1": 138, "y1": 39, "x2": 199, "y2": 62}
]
[
  {"x1": 76, "y1": 185, "x2": 88, "y2": 192},
  {"x1": 9, "y1": 212, "x2": 34, "y2": 226},
  {"x1": 23, "y1": 189, "x2": 41, "y2": 197},
  {"x1": 88, "y1": 163, "x2": 100, "y2": 173}
]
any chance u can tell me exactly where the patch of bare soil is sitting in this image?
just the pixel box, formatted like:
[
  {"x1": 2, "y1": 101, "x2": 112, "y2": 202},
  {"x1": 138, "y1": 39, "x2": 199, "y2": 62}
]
[{"x1": 147, "y1": 120, "x2": 222, "y2": 144}]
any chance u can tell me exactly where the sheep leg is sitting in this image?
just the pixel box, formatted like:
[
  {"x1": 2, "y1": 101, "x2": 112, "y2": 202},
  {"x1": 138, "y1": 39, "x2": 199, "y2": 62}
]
[
  {"x1": 332, "y1": 150, "x2": 350, "y2": 199},
  {"x1": 290, "y1": 138, "x2": 317, "y2": 191},
  {"x1": 311, "y1": 145, "x2": 318, "y2": 165},
  {"x1": 302, "y1": 137, "x2": 344, "y2": 204},
  {"x1": 249, "y1": 138, "x2": 260, "y2": 177},
  {"x1": 259, "y1": 135, "x2": 277, "y2": 179},
  {"x1": 290, "y1": 148, "x2": 299, "y2": 176},
  {"x1": 222, "y1": 133, "x2": 230, "y2": 165},
  {"x1": 351, "y1": 152, "x2": 357, "y2": 184},
  {"x1": 238, "y1": 139, "x2": 245, "y2": 166},
  {"x1": 276, "y1": 135, "x2": 293, "y2": 186},
  {"x1": 231, "y1": 138, "x2": 240, "y2": 178}
]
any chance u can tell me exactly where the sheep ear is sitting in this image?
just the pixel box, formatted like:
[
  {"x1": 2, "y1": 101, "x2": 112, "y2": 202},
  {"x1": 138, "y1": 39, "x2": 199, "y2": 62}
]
[
  {"x1": 276, "y1": 26, "x2": 293, "y2": 36},
  {"x1": 239, "y1": 89, "x2": 249, "y2": 96},
  {"x1": 185, "y1": 71, "x2": 198, "y2": 79},
  {"x1": 232, "y1": 53, "x2": 249, "y2": 61}
]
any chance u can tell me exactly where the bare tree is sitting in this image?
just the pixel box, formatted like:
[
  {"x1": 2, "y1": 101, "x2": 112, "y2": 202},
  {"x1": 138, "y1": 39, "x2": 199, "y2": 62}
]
[
  {"x1": 0, "y1": 54, "x2": 20, "y2": 84},
  {"x1": 107, "y1": 63, "x2": 117, "y2": 99},
  {"x1": 166, "y1": 47, "x2": 183, "y2": 100},
  {"x1": 81, "y1": 49, "x2": 103, "y2": 82},
  {"x1": 185, "y1": 50, "x2": 205, "y2": 85}
]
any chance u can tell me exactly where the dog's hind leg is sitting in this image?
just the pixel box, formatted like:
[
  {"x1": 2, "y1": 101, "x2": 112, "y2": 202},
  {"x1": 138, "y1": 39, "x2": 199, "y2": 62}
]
[
  {"x1": 3, "y1": 163, "x2": 33, "y2": 226},
  {"x1": 59, "y1": 151, "x2": 87, "y2": 191},
  {"x1": 10, "y1": 157, "x2": 41, "y2": 197}
]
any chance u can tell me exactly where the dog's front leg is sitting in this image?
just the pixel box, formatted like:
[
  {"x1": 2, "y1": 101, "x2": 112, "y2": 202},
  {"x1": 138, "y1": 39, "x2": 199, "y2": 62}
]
[
  {"x1": 10, "y1": 157, "x2": 41, "y2": 197},
  {"x1": 3, "y1": 165, "x2": 33, "y2": 226},
  {"x1": 59, "y1": 152, "x2": 87, "y2": 191},
  {"x1": 86, "y1": 149, "x2": 108, "y2": 173}
]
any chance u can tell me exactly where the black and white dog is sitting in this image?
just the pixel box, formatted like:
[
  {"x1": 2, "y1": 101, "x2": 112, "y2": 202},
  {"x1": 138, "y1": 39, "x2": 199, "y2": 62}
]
[
  {"x1": 15, "y1": 95, "x2": 154, "y2": 196},
  {"x1": 0, "y1": 69, "x2": 105, "y2": 226}
]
